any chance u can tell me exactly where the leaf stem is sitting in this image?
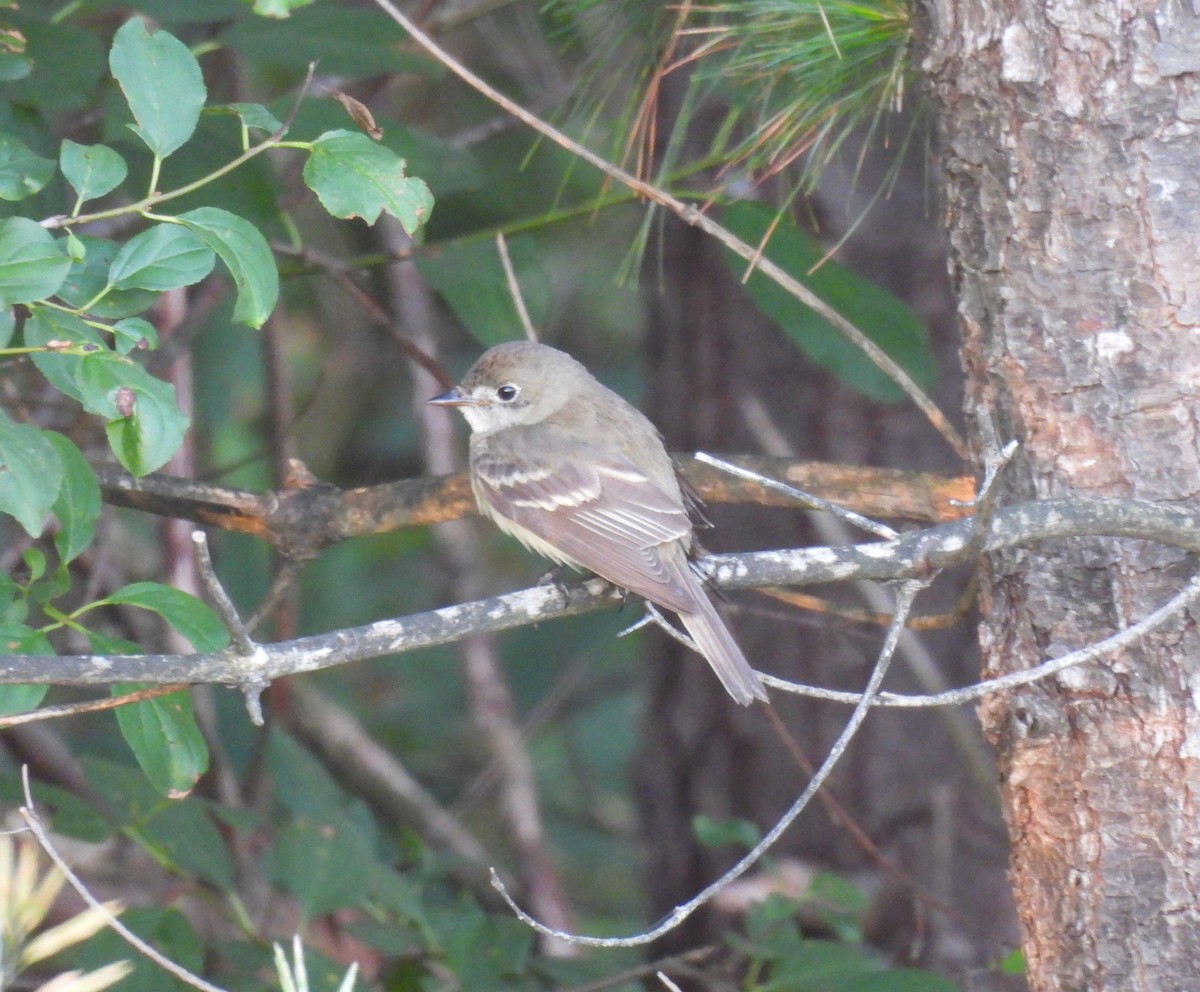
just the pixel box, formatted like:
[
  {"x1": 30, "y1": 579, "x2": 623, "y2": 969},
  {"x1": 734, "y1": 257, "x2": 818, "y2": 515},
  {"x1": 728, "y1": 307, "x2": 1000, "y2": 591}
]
[
  {"x1": 42, "y1": 137, "x2": 312, "y2": 232},
  {"x1": 147, "y1": 154, "x2": 162, "y2": 198}
]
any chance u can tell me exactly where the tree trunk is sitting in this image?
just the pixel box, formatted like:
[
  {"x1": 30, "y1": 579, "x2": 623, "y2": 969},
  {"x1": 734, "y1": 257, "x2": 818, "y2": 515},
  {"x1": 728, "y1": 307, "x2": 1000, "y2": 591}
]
[{"x1": 921, "y1": 1, "x2": 1200, "y2": 989}]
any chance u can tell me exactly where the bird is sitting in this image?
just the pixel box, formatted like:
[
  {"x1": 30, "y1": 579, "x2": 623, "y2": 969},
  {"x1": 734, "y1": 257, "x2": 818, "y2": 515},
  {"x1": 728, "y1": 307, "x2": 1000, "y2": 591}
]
[{"x1": 428, "y1": 340, "x2": 767, "y2": 706}]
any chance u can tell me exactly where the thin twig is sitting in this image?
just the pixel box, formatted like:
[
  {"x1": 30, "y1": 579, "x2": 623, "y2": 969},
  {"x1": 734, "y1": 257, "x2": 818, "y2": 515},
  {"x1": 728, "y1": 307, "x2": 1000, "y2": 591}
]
[
  {"x1": 366, "y1": 0, "x2": 968, "y2": 460},
  {"x1": 280, "y1": 61, "x2": 318, "y2": 135},
  {"x1": 558, "y1": 948, "x2": 716, "y2": 992},
  {"x1": 958, "y1": 439, "x2": 1018, "y2": 557},
  {"x1": 619, "y1": 603, "x2": 698, "y2": 653},
  {"x1": 489, "y1": 577, "x2": 929, "y2": 946},
  {"x1": 0, "y1": 684, "x2": 189, "y2": 728},
  {"x1": 190, "y1": 530, "x2": 268, "y2": 725},
  {"x1": 19, "y1": 768, "x2": 230, "y2": 992},
  {"x1": 192, "y1": 531, "x2": 255, "y2": 656},
  {"x1": 495, "y1": 233, "x2": 537, "y2": 341},
  {"x1": 762, "y1": 567, "x2": 1200, "y2": 707},
  {"x1": 695, "y1": 451, "x2": 899, "y2": 539}
]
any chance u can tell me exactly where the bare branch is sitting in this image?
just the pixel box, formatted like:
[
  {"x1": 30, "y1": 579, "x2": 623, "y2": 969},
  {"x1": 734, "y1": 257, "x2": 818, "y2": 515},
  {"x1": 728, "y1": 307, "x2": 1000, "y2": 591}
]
[
  {"x1": 94, "y1": 458, "x2": 975, "y2": 555},
  {"x1": 695, "y1": 451, "x2": 899, "y2": 540},
  {"x1": 192, "y1": 531, "x2": 255, "y2": 656},
  {"x1": 764, "y1": 567, "x2": 1200, "y2": 709},
  {"x1": 0, "y1": 684, "x2": 189, "y2": 729},
  {"x1": 0, "y1": 497, "x2": 1195, "y2": 686},
  {"x1": 495, "y1": 233, "x2": 538, "y2": 341}
]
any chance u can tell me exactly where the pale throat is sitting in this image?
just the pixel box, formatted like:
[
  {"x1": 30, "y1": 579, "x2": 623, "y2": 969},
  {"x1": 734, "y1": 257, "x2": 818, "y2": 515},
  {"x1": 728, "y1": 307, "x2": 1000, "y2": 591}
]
[
  {"x1": 458, "y1": 395, "x2": 554, "y2": 435},
  {"x1": 459, "y1": 403, "x2": 519, "y2": 435}
]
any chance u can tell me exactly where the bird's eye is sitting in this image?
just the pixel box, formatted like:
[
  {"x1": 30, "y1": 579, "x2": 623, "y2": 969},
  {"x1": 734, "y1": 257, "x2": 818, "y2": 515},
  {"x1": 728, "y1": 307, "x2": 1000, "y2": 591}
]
[{"x1": 496, "y1": 384, "x2": 518, "y2": 402}]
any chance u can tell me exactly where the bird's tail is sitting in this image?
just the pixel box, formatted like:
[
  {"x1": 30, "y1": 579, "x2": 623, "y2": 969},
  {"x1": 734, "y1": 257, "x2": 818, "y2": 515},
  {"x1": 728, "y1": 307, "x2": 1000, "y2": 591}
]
[{"x1": 679, "y1": 593, "x2": 768, "y2": 706}]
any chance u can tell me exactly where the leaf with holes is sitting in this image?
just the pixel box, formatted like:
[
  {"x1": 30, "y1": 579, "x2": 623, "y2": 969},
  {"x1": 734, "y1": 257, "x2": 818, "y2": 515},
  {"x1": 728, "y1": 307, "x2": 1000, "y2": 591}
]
[
  {"x1": 303, "y1": 129, "x2": 433, "y2": 233},
  {"x1": 73, "y1": 353, "x2": 188, "y2": 475}
]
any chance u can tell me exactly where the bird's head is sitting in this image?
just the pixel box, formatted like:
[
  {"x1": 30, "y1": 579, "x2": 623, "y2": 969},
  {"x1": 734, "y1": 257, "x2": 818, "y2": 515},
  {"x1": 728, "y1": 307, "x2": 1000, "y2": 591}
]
[{"x1": 427, "y1": 341, "x2": 589, "y2": 435}]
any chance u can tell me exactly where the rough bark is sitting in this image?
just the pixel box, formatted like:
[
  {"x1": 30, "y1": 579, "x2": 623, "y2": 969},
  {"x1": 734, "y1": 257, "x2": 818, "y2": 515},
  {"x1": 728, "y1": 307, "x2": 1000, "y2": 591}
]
[{"x1": 920, "y1": 1, "x2": 1200, "y2": 989}]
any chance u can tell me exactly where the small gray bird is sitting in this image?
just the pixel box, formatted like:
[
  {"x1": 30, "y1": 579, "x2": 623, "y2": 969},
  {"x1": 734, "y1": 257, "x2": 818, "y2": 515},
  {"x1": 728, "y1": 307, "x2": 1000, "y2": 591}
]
[{"x1": 428, "y1": 340, "x2": 767, "y2": 706}]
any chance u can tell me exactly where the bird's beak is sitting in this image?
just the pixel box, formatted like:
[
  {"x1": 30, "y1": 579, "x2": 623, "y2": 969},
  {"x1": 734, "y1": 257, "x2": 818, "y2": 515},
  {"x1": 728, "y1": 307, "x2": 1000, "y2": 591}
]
[{"x1": 427, "y1": 386, "x2": 477, "y2": 407}]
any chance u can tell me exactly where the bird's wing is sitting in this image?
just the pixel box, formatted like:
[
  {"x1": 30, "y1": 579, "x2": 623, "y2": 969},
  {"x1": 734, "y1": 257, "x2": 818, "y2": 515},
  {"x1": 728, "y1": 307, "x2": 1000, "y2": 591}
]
[{"x1": 472, "y1": 443, "x2": 697, "y2": 613}]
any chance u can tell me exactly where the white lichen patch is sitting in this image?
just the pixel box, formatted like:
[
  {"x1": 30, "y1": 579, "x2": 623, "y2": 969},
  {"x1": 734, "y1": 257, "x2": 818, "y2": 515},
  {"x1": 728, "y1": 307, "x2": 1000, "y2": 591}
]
[{"x1": 1096, "y1": 329, "x2": 1135, "y2": 359}]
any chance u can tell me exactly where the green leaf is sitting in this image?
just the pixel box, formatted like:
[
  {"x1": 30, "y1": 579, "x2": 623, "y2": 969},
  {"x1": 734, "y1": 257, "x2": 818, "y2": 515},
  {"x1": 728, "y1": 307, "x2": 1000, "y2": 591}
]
[
  {"x1": 177, "y1": 207, "x2": 278, "y2": 327},
  {"x1": 692, "y1": 814, "x2": 761, "y2": 850},
  {"x1": 83, "y1": 629, "x2": 141, "y2": 656},
  {"x1": 763, "y1": 941, "x2": 877, "y2": 988},
  {"x1": 266, "y1": 729, "x2": 352, "y2": 820},
  {"x1": 141, "y1": 798, "x2": 234, "y2": 888},
  {"x1": 0, "y1": 683, "x2": 49, "y2": 717},
  {"x1": 56, "y1": 235, "x2": 159, "y2": 319},
  {"x1": 24, "y1": 309, "x2": 104, "y2": 403},
  {"x1": 429, "y1": 897, "x2": 533, "y2": 988},
  {"x1": 112, "y1": 317, "x2": 158, "y2": 354},
  {"x1": 0, "y1": 411, "x2": 62, "y2": 536},
  {"x1": 22, "y1": 548, "x2": 45, "y2": 583},
  {"x1": 81, "y1": 755, "x2": 160, "y2": 822},
  {"x1": 49, "y1": 346, "x2": 187, "y2": 475},
  {"x1": 46, "y1": 432, "x2": 101, "y2": 564},
  {"x1": 0, "y1": 132, "x2": 55, "y2": 201},
  {"x1": 0, "y1": 573, "x2": 25, "y2": 625},
  {"x1": 809, "y1": 870, "x2": 871, "y2": 914},
  {"x1": 831, "y1": 969, "x2": 964, "y2": 992},
  {"x1": 109, "y1": 18, "x2": 206, "y2": 159},
  {"x1": 59, "y1": 140, "x2": 128, "y2": 203},
  {"x1": 0, "y1": 218, "x2": 71, "y2": 307},
  {"x1": 108, "y1": 223, "x2": 215, "y2": 292},
  {"x1": 0, "y1": 54, "x2": 32, "y2": 83},
  {"x1": 0, "y1": 623, "x2": 55, "y2": 720},
  {"x1": 1000, "y1": 948, "x2": 1025, "y2": 975},
  {"x1": 104, "y1": 582, "x2": 229, "y2": 653},
  {"x1": 0, "y1": 308, "x2": 14, "y2": 348},
  {"x1": 69, "y1": 350, "x2": 135, "y2": 419},
  {"x1": 721, "y1": 201, "x2": 935, "y2": 403},
  {"x1": 64, "y1": 232, "x2": 85, "y2": 263},
  {"x1": 289, "y1": 99, "x2": 484, "y2": 197},
  {"x1": 97, "y1": 365, "x2": 189, "y2": 475},
  {"x1": 416, "y1": 236, "x2": 550, "y2": 345},
  {"x1": 264, "y1": 817, "x2": 379, "y2": 919},
  {"x1": 222, "y1": 102, "x2": 284, "y2": 134},
  {"x1": 114, "y1": 685, "x2": 209, "y2": 798},
  {"x1": 303, "y1": 129, "x2": 434, "y2": 233}
]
